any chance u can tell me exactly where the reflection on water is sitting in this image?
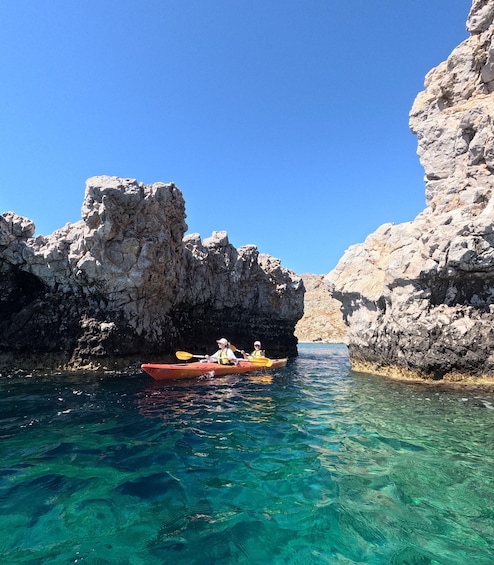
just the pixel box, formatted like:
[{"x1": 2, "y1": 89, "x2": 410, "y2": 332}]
[{"x1": 1, "y1": 344, "x2": 494, "y2": 564}]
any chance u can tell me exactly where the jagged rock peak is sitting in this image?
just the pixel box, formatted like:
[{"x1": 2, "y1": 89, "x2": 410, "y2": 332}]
[
  {"x1": 327, "y1": 0, "x2": 494, "y2": 384},
  {"x1": 0, "y1": 175, "x2": 303, "y2": 371}
]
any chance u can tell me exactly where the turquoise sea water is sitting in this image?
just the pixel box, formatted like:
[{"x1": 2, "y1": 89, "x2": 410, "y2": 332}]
[{"x1": 1, "y1": 343, "x2": 494, "y2": 564}]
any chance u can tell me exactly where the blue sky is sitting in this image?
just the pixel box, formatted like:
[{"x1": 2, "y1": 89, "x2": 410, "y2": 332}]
[{"x1": 1, "y1": 1, "x2": 470, "y2": 274}]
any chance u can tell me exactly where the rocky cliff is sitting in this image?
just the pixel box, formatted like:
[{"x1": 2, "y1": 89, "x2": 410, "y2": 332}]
[
  {"x1": 0, "y1": 176, "x2": 303, "y2": 371},
  {"x1": 295, "y1": 274, "x2": 348, "y2": 344},
  {"x1": 327, "y1": 0, "x2": 494, "y2": 382}
]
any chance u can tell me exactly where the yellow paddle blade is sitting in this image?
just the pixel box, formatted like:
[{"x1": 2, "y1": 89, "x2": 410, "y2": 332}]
[
  {"x1": 248, "y1": 356, "x2": 273, "y2": 367},
  {"x1": 176, "y1": 351, "x2": 194, "y2": 360}
]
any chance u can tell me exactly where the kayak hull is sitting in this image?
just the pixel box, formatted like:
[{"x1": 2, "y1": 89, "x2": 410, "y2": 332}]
[{"x1": 141, "y1": 358, "x2": 288, "y2": 380}]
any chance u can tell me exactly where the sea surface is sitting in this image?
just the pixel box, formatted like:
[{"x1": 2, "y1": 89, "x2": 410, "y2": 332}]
[{"x1": 1, "y1": 343, "x2": 494, "y2": 564}]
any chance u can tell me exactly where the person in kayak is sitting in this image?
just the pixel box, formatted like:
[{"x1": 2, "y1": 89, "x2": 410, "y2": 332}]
[
  {"x1": 205, "y1": 338, "x2": 239, "y2": 365},
  {"x1": 242, "y1": 340, "x2": 265, "y2": 359}
]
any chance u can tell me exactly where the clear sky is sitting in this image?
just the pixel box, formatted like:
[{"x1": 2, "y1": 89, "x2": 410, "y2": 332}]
[{"x1": 0, "y1": 0, "x2": 471, "y2": 274}]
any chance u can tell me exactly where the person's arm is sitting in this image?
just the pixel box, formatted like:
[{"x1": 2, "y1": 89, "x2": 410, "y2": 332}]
[{"x1": 206, "y1": 349, "x2": 220, "y2": 363}]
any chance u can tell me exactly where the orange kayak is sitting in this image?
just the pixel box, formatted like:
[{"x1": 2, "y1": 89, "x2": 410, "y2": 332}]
[{"x1": 141, "y1": 358, "x2": 288, "y2": 380}]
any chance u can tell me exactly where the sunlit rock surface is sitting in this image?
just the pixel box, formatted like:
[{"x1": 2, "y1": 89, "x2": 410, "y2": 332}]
[
  {"x1": 327, "y1": 0, "x2": 494, "y2": 382},
  {"x1": 0, "y1": 176, "x2": 303, "y2": 371},
  {"x1": 295, "y1": 274, "x2": 348, "y2": 344}
]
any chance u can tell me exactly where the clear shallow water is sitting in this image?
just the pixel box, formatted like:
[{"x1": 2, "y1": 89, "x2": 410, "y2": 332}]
[{"x1": 1, "y1": 344, "x2": 494, "y2": 564}]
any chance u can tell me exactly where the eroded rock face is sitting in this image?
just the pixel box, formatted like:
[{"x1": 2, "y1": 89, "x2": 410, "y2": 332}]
[
  {"x1": 0, "y1": 176, "x2": 303, "y2": 371},
  {"x1": 295, "y1": 274, "x2": 348, "y2": 344},
  {"x1": 326, "y1": 0, "x2": 494, "y2": 382}
]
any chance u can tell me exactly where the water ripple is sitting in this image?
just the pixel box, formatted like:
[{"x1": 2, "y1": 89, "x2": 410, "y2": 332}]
[{"x1": 1, "y1": 345, "x2": 494, "y2": 563}]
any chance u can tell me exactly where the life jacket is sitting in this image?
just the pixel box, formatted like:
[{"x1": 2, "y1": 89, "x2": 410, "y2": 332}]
[
  {"x1": 250, "y1": 349, "x2": 265, "y2": 358},
  {"x1": 218, "y1": 349, "x2": 231, "y2": 365}
]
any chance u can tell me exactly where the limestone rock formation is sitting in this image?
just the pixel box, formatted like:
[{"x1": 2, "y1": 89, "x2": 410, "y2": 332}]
[
  {"x1": 295, "y1": 274, "x2": 348, "y2": 344},
  {"x1": 327, "y1": 0, "x2": 494, "y2": 382},
  {"x1": 0, "y1": 176, "x2": 303, "y2": 371}
]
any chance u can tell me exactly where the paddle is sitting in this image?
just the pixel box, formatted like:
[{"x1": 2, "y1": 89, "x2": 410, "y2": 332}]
[
  {"x1": 176, "y1": 349, "x2": 273, "y2": 367},
  {"x1": 247, "y1": 356, "x2": 273, "y2": 367},
  {"x1": 229, "y1": 345, "x2": 273, "y2": 367},
  {"x1": 176, "y1": 351, "x2": 205, "y2": 361}
]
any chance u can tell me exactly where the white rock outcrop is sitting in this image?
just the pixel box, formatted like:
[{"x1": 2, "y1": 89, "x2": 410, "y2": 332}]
[{"x1": 327, "y1": 0, "x2": 494, "y2": 382}]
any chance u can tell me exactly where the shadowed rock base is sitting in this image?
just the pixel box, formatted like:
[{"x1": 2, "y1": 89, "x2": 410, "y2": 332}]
[
  {"x1": 1, "y1": 176, "x2": 303, "y2": 372},
  {"x1": 351, "y1": 359, "x2": 494, "y2": 388}
]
